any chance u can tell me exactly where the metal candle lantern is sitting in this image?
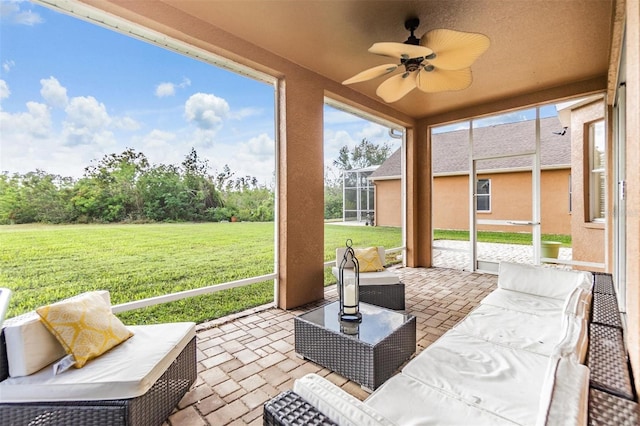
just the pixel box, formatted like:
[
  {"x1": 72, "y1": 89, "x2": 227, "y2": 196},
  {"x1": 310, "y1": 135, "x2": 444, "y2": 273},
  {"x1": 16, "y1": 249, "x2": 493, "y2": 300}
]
[{"x1": 338, "y1": 239, "x2": 362, "y2": 323}]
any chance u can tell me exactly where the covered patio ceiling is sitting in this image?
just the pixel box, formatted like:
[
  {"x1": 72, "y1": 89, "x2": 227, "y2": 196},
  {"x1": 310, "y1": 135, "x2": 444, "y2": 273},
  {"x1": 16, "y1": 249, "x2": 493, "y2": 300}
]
[{"x1": 95, "y1": 0, "x2": 614, "y2": 119}]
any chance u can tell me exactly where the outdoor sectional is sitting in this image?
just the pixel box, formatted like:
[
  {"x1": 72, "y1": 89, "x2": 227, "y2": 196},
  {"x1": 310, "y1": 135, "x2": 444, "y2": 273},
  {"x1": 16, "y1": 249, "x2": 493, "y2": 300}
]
[
  {"x1": 0, "y1": 291, "x2": 196, "y2": 426},
  {"x1": 265, "y1": 262, "x2": 639, "y2": 425}
]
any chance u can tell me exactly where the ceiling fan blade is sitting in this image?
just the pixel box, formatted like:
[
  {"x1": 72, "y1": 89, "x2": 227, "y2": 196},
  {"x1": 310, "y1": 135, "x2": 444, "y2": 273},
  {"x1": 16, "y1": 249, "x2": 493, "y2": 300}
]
[
  {"x1": 342, "y1": 64, "x2": 399, "y2": 85},
  {"x1": 376, "y1": 72, "x2": 417, "y2": 103},
  {"x1": 420, "y1": 29, "x2": 490, "y2": 70},
  {"x1": 369, "y1": 42, "x2": 433, "y2": 59},
  {"x1": 416, "y1": 67, "x2": 473, "y2": 93}
]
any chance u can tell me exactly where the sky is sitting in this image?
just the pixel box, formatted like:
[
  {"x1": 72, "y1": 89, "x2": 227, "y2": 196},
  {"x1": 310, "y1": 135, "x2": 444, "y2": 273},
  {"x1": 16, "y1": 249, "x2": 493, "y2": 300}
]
[{"x1": 0, "y1": 0, "x2": 400, "y2": 186}]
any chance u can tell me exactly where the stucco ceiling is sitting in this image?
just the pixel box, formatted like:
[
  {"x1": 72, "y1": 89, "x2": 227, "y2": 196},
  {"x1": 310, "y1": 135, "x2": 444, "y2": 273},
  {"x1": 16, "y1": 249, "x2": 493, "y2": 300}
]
[{"x1": 105, "y1": 0, "x2": 615, "y2": 119}]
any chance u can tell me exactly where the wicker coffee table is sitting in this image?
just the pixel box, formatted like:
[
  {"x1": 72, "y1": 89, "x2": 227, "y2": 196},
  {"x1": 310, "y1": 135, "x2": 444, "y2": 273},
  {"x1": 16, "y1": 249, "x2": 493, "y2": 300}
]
[{"x1": 294, "y1": 302, "x2": 416, "y2": 390}]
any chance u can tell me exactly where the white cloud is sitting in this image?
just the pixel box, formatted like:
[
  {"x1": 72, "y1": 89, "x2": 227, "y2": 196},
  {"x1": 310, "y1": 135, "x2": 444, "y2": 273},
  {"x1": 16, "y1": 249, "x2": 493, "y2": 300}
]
[
  {"x1": 143, "y1": 129, "x2": 176, "y2": 148},
  {"x1": 0, "y1": 79, "x2": 10, "y2": 102},
  {"x1": 3, "y1": 60, "x2": 15, "y2": 73},
  {"x1": 0, "y1": 101, "x2": 52, "y2": 139},
  {"x1": 184, "y1": 92, "x2": 229, "y2": 131},
  {"x1": 229, "y1": 107, "x2": 262, "y2": 120},
  {"x1": 155, "y1": 77, "x2": 191, "y2": 98},
  {"x1": 113, "y1": 116, "x2": 141, "y2": 131},
  {"x1": 155, "y1": 82, "x2": 175, "y2": 98},
  {"x1": 358, "y1": 122, "x2": 388, "y2": 141},
  {"x1": 62, "y1": 96, "x2": 113, "y2": 146},
  {"x1": 243, "y1": 133, "x2": 274, "y2": 158},
  {"x1": 40, "y1": 76, "x2": 68, "y2": 109},
  {"x1": 0, "y1": 1, "x2": 44, "y2": 26}
]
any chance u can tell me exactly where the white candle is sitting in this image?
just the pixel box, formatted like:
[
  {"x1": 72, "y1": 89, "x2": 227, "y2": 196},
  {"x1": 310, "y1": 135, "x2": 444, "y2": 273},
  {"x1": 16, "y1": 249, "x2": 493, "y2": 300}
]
[{"x1": 343, "y1": 281, "x2": 357, "y2": 314}]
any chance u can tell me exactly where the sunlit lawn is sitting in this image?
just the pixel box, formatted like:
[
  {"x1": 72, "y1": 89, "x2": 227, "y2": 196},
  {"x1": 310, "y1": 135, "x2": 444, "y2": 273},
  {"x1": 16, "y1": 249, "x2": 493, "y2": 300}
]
[
  {"x1": 0, "y1": 222, "x2": 402, "y2": 324},
  {"x1": 1, "y1": 223, "x2": 570, "y2": 325}
]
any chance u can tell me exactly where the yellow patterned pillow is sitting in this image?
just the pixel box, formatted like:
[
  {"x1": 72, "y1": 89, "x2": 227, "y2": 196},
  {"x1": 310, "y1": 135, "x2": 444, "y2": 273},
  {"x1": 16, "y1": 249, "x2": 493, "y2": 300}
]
[
  {"x1": 36, "y1": 292, "x2": 133, "y2": 368},
  {"x1": 354, "y1": 247, "x2": 384, "y2": 272}
]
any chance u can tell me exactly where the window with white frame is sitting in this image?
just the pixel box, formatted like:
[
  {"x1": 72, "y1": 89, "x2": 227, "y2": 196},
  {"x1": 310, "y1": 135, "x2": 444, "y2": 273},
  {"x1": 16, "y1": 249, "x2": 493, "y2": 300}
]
[
  {"x1": 589, "y1": 120, "x2": 605, "y2": 221},
  {"x1": 476, "y1": 179, "x2": 491, "y2": 212}
]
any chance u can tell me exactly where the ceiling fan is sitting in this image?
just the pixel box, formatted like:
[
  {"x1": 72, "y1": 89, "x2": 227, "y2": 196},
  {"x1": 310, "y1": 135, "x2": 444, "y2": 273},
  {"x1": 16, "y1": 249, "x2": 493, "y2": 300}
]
[{"x1": 343, "y1": 18, "x2": 490, "y2": 103}]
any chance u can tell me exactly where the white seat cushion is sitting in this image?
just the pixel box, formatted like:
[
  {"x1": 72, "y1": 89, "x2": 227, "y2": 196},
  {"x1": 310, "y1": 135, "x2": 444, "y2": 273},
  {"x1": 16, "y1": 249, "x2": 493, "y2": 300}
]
[
  {"x1": 402, "y1": 329, "x2": 550, "y2": 425},
  {"x1": 453, "y1": 304, "x2": 564, "y2": 356},
  {"x1": 0, "y1": 322, "x2": 195, "y2": 402},
  {"x1": 331, "y1": 267, "x2": 400, "y2": 286},
  {"x1": 365, "y1": 373, "x2": 518, "y2": 425}
]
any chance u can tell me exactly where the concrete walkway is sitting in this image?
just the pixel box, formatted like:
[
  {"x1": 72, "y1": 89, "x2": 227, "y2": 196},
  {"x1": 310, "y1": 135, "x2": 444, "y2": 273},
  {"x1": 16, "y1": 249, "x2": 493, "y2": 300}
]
[{"x1": 433, "y1": 240, "x2": 572, "y2": 270}]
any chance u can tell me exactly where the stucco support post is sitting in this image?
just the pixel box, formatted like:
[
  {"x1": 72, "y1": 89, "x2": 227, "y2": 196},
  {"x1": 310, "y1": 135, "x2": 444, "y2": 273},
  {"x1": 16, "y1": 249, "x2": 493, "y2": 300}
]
[
  {"x1": 405, "y1": 120, "x2": 432, "y2": 267},
  {"x1": 624, "y1": 0, "x2": 640, "y2": 393},
  {"x1": 276, "y1": 76, "x2": 325, "y2": 309}
]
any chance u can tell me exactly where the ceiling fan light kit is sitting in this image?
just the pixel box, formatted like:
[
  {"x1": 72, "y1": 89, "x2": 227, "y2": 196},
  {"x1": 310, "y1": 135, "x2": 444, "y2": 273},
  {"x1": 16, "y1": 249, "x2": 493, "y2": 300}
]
[{"x1": 343, "y1": 18, "x2": 490, "y2": 103}]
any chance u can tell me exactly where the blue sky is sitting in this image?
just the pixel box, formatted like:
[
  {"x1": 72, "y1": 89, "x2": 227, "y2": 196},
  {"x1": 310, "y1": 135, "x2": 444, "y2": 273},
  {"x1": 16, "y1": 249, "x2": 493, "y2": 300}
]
[{"x1": 0, "y1": 0, "x2": 399, "y2": 185}]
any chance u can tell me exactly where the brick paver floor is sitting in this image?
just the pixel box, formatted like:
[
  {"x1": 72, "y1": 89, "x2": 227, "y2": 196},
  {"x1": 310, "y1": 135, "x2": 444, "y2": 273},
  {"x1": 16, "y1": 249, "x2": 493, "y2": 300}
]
[{"x1": 167, "y1": 266, "x2": 498, "y2": 425}]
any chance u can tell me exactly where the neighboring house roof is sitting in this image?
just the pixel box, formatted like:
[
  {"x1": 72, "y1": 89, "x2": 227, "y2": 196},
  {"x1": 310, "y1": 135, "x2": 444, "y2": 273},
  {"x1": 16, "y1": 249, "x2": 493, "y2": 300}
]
[
  {"x1": 370, "y1": 116, "x2": 571, "y2": 180},
  {"x1": 368, "y1": 148, "x2": 401, "y2": 180}
]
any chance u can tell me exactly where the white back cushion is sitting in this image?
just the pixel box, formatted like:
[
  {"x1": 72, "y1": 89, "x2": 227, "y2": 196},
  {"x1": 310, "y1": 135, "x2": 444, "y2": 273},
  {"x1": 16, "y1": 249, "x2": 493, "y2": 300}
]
[
  {"x1": 4, "y1": 291, "x2": 110, "y2": 377},
  {"x1": 498, "y1": 262, "x2": 591, "y2": 300}
]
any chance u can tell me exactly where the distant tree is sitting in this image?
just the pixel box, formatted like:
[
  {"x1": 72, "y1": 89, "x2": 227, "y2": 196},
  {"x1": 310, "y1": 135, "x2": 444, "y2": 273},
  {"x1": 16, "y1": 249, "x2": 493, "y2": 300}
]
[
  {"x1": 0, "y1": 171, "x2": 75, "y2": 224},
  {"x1": 326, "y1": 138, "x2": 392, "y2": 220},
  {"x1": 78, "y1": 148, "x2": 150, "y2": 221},
  {"x1": 333, "y1": 138, "x2": 393, "y2": 170},
  {"x1": 324, "y1": 166, "x2": 343, "y2": 220},
  {"x1": 137, "y1": 164, "x2": 189, "y2": 221},
  {"x1": 181, "y1": 148, "x2": 223, "y2": 220}
]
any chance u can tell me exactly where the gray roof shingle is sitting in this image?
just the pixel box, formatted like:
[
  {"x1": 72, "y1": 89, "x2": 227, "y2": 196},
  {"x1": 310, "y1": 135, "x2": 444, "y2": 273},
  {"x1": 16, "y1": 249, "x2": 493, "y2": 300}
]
[{"x1": 370, "y1": 116, "x2": 570, "y2": 179}]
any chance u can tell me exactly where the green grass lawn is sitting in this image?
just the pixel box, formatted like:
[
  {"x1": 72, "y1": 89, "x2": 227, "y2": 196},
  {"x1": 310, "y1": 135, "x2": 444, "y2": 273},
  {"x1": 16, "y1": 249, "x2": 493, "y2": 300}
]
[
  {"x1": 0, "y1": 223, "x2": 402, "y2": 324},
  {"x1": 434, "y1": 229, "x2": 572, "y2": 247},
  {"x1": 1, "y1": 223, "x2": 567, "y2": 325}
]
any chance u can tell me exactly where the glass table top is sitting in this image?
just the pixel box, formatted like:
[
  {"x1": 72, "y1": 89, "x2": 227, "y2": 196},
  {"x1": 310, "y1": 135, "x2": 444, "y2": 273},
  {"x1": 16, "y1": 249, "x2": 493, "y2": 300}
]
[{"x1": 297, "y1": 302, "x2": 413, "y2": 345}]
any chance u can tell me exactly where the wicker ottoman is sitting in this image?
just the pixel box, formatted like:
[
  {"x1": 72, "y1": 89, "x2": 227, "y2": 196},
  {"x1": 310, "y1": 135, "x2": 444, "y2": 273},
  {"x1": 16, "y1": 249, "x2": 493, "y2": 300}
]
[{"x1": 294, "y1": 302, "x2": 416, "y2": 391}]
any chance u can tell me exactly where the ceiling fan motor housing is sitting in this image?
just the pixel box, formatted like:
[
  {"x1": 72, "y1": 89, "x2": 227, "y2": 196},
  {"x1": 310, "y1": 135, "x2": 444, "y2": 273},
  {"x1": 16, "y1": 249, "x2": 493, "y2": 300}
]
[{"x1": 404, "y1": 17, "x2": 421, "y2": 45}]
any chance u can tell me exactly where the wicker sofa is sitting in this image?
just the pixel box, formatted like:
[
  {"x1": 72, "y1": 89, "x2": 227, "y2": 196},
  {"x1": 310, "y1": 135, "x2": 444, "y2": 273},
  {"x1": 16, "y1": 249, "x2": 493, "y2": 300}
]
[
  {"x1": 332, "y1": 246, "x2": 405, "y2": 310},
  {"x1": 265, "y1": 262, "x2": 636, "y2": 426},
  {"x1": 0, "y1": 291, "x2": 196, "y2": 426}
]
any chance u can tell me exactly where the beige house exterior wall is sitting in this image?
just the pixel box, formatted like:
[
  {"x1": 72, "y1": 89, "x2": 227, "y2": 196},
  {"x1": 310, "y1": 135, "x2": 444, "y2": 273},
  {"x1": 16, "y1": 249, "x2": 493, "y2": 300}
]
[
  {"x1": 404, "y1": 169, "x2": 571, "y2": 234},
  {"x1": 569, "y1": 101, "x2": 606, "y2": 271},
  {"x1": 373, "y1": 179, "x2": 402, "y2": 227}
]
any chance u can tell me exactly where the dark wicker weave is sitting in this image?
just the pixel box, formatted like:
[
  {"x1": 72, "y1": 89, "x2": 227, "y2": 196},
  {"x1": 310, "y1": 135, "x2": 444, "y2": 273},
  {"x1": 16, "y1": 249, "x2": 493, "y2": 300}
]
[
  {"x1": 593, "y1": 273, "x2": 616, "y2": 295},
  {"x1": 263, "y1": 390, "x2": 337, "y2": 426},
  {"x1": 588, "y1": 388, "x2": 639, "y2": 426},
  {"x1": 592, "y1": 292, "x2": 624, "y2": 329},
  {"x1": 588, "y1": 323, "x2": 635, "y2": 400},
  {"x1": 295, "y1": 302, "x2": 416, "y2": 391},
  {"x1": 0, "y1": 337, "x2": 197, "y2": 426},
  {"x1": 359, "y1": 283, "x2": 405, "y2": 310}
]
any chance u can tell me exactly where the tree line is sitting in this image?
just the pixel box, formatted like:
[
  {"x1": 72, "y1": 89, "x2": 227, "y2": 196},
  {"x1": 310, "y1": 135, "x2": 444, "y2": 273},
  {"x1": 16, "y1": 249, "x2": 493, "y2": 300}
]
[
  {"x1": 0, "y1": 148, "x2": 274, "y2": 224},
  {"x1": 1, "y1": 139, "x2": 392, "y2": 225}
]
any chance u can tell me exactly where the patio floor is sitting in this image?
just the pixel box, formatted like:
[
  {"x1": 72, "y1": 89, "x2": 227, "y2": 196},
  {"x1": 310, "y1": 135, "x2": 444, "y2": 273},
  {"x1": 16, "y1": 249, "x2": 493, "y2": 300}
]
[{"x1": 166, "y1": 266, "x2": 498, "y2": 425}]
